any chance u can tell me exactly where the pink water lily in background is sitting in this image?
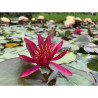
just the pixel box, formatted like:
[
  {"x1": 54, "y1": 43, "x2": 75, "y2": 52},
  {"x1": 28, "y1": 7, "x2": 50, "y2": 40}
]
[
  {"x1": 19, "y1": 34, "x2": 72, "y2": 77},
  {"x1": 74, "y1": 28, "x2": 82, "y2": 34},
  {"x1": 35, "y1": 23, "x2": 39, "y2": 26},
  {"x1": 84, "y1": 18, "x2": 92, "y2": 23}
]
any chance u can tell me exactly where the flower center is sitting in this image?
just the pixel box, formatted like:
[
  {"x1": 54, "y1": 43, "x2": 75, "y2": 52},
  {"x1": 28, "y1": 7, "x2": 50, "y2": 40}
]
[{"x1": 34, "y1": 44, "x2": 53, "y2": 61}]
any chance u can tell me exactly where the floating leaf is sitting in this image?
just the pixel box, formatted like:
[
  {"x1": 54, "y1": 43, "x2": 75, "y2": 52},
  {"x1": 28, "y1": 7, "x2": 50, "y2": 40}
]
[
  {"x1": 0, "y1": 45, "x2": 4, "y2": 50},
  {"x1": 84, "y1": 43, "x2": 98, "y2": 54},
  {"x1": 56, "y1": 64, "x2": 95, "y2": 86},
  {"x1": 0, "y1": 58, "x2": 46, "y2": 85},
  {"x1": 70, "y1": 44, "x2": 79, "y2": 51},
  {"x1": 0, "y1": 53, "x2": 18, "y2": 59},
  {"x1": 5, "y1": 43, "x2": 19, "y2": 48},
  {"x1": 48, "y1": 27, "x2": 56, "y2": 37},
  {"x1": 0, "y1": 40, "x2": 9, "y2": 44},
  {"x1": 53, "y1": 52, "x2": 76, "y2": 64},
  {"x1": 75, "y1": 35, "x2": 91, "y2": 46},
  {"x1": 68, "y1": 57, "x2": 88, "y2": 71},
  {"x1": 56, "y1": 30, "x2": 66, "y2": 36},
  {"x1": 51, "y1": 37, "x2": 70, "y2": 49},
  {"x1": 0, "y1": 59, "x2": 4, "y2": 62},
  {"x1": 47, "y1": 70, "x2": 58, "y2": 84},
  {"x1": 87, "y1": 56, "x2": 98, "y2": 71},
  {"x1": 56, "y1": 74, "x2": 95, "y2": 86}
]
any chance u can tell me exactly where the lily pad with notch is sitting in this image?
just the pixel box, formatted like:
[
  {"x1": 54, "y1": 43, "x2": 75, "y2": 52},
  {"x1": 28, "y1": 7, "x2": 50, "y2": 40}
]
[{"x1": 0, "y1": 58, "x2": 46, "y2": 85}]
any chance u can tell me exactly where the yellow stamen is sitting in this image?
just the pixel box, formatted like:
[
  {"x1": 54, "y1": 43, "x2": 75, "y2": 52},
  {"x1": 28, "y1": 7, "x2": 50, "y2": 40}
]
[{"x1": 34, "y1": 50, "x2": 39, "y2": 56}]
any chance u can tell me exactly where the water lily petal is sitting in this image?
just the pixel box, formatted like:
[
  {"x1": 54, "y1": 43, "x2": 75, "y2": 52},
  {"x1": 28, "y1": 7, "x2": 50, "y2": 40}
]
[
  {"x1": 50, "y1": 62, "x2": 72, "y2": 76},
  {"x1": 26, "y1": 43, "x2": 35, "y2": 57},
  {"x1": 43, "y1": 54, "x2": 49, "y2": 67},
  {"x1": 45, "y1": 36, "x2": 51, "y2": 46},
  {"x1": 52, "y1": 43, "x2": 57, "y2": 50},
  {"x1": 56, "y1": 40, "x2": 63, "y2": 53},
  {"x1": 38, "y1": 34, "x2": 44, "y2": 49},
  {"x1": 52, "y1": 49, "x2": 67, "y2": 61},
  {"x1": 51, "y1": 46, "x2": 57, "y2": 58},
  {"x1": 19, "y1": 55, "x2": 35, "y2": 63},
  {"x1": 50, "y1": 43, "x2": 53, "y2": 47},
  {"x1": 24, "y1": 38, "x2": 37, "y2": 50},
  {"x1": 20, "y1": 65, "x2": 40, "y2": 77},
  {"x1": 33, "y1": 55, "x2": 41, "y2": 65}
]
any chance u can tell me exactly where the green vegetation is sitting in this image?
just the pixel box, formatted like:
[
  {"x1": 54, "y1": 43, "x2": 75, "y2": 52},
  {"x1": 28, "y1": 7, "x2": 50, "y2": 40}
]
[
  {"x1": 32, "y1": 12, "x2": 98, "y2": 21},
  {"x1": 1, "y1": 12, "x2": 98, "y2": 21}
]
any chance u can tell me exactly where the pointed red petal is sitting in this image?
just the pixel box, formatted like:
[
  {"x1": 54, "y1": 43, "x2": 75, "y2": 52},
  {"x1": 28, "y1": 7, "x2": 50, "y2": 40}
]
[
  {"x1": 26, "y1": 43, "x2": 35, "y2": 57},
  {"x1": 51, "y1": 46, "x2": 57, "y2": 59},
  {"x1": 52, "y1": 49, "x2": 67, "y2": 61},
  {"x1": 50, "y1": 62, "x2": 72, "y2": 76},
  {"x1": 56, "y1": 40, "x2": 63, "y2": 53},
  {"x1": 52, "y1": 43, "x2": 57, "y2": 50},
  {"x1": 20, "y1": 65, "x2": 40, "y2": 77},
  {"x1": 45, "y1": 36, "x2": 51, "y2": 46},
  {"x1": 50, "y1": 43, "x2": 53, "y2": 47},
  {"x1": 38, "y1": 34, "x2": 44, "y2": 49},
  {"x1": 24, "y1": 38, "x2": 37, "y2": 50},
  {"x1": 19, "y1": 55, "x2": 35, "y2": 63}
]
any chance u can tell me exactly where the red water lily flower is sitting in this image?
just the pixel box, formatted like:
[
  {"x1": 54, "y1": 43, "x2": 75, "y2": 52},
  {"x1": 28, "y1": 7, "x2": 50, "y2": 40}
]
[
  {"x1": 35, "y1": 23, "x2": 39, "y2": 26},
  {"x1": 19, "y1": 35, "x2": 72, "y2": 77},
  {"x1": 74, "y1": 28, "x2": 82, "y2": 34}
]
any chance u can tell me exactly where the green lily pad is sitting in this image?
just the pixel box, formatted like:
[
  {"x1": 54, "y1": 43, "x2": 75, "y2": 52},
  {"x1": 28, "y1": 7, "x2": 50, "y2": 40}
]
[
  {"x1": 0, "y1": 58, "x2": 46, "y2": 85},
  {"x1": 53, "y1": 52, "x2": 76, "y2": 64},
  {"x1": 56, "y1": 64, "x2": 95, "y2": 86},
  {"x1": 0, "y1": 45, "x2": 4, "y2": 50},
  {"x1": 70, "y1": 44, "x2": 79, "y2": 51},
  {"x1": 75, "y1": 35, "x2": 91, "y2": 45},
  {"x1": 56, "y1": 30, "x2": 66, "y2": 36},
  {"x1": 87, "y1": 56, "x2": 98, "y2": 71},
  {"x1": 0, "y1": 40, "x2": 9, "y2": 44},
  {"x1": 68, "y1": 55, "x2": 88, "y2": 71},
  {"x1": 0, "y1": 36, "x2": 5, "y2": 40},
  {"x1": 0, "y1": 53, "x2": 18, "y2": 59},
  {"x1": 51, "y1": 37, "x2": 70, "y2": 49},
  {"x1": 56, "y1": 74, "x2": 95, "y2": 86},
  {"x1": 64, "y1": 64, "x2": 95, "y2": 83},
  {"x1": 56, "y1": 23, "x2": 65, "y2": 28},
  {"x1": 0, "y1": 59, "x2": 4, "y2": 62}
]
